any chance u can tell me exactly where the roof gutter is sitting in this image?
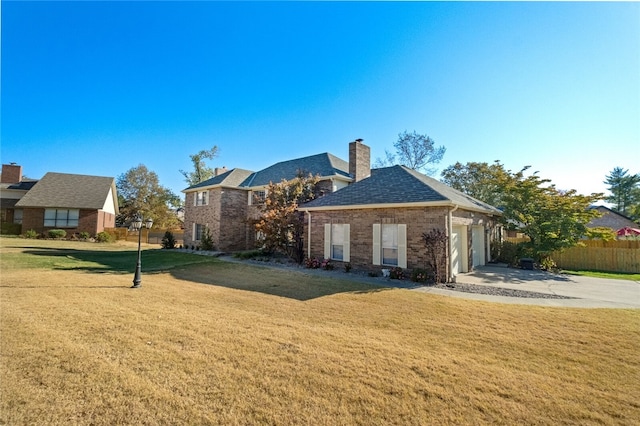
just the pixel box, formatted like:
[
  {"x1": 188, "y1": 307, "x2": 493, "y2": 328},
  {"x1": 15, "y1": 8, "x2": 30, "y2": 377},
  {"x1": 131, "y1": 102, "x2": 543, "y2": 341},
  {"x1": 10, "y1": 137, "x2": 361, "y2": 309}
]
[{"x1": 448, "y1": 204, "x2": 459, "y2": 283}]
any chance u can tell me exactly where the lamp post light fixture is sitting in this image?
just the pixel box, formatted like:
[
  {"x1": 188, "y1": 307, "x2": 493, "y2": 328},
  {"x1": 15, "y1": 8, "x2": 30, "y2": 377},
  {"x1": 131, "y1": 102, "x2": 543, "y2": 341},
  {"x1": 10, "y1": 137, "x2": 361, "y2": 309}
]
[{"x1": 131, "y1": 215, "x2": 154, "y2": 288}]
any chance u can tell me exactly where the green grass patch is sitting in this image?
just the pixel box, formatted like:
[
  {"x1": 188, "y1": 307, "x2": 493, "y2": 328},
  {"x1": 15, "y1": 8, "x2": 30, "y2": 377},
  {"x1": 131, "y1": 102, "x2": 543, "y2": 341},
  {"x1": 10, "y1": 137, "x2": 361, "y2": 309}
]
[
  {"x1": 0, "y1": 237, "x2": 217, "y2": 274},
  {"x1": 562, "y1": 269, "x2": 640, "y2": 281}
]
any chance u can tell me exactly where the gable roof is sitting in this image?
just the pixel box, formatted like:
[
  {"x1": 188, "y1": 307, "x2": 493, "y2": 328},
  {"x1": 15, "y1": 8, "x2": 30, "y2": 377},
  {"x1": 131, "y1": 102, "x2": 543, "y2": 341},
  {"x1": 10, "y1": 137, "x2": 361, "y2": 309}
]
[
  {"x1": 15, "y1": 172, "x2": 118, "y2": 212},
  {"x1": 240, "y1": 153, "x2": 350, "y2": 188},
  {"x1": 184, "y1": 168, "x2": 254, "y2": 191},
  {"x1": 301, "y1": 165, "x2": 502, "y2": 215}
]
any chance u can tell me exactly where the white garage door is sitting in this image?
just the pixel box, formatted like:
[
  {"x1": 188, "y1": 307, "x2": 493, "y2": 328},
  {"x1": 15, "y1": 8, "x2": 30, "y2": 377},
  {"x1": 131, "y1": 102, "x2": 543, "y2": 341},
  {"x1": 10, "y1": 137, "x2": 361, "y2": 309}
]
[
  {"x1": 451, "y1": 226, "x2": 468, "y2": 275},
  {"x1": 472, "y1": 226, "x2": 485, "y2": 267}
]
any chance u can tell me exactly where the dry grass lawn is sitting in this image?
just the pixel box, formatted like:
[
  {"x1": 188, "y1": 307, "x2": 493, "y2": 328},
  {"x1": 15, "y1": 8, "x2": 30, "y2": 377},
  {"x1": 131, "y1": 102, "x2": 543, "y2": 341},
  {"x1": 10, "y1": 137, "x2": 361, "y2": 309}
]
[{"x1": 1, "y1": 238, "x2": 639, "y2": 425}]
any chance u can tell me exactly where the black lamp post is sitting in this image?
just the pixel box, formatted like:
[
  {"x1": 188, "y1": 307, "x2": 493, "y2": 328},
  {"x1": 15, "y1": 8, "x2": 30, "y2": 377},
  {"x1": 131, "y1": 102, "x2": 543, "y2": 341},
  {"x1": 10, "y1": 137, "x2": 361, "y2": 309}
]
[{"x1": 131, "y1": 215, "x2": 154, "y2": 288}]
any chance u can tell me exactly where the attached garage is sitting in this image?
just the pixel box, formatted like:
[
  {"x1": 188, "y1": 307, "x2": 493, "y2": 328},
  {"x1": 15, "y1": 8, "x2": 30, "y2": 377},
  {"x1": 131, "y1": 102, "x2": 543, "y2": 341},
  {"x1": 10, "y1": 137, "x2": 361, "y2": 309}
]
[{"x1": 451, "y1": 225, "x2": 468, "y2": 275}]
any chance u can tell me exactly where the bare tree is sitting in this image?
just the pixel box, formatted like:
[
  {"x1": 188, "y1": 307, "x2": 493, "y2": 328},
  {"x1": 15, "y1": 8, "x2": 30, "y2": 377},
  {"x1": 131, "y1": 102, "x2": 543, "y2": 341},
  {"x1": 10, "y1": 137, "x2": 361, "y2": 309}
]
[{"x1": 373, "y1": 131, "x2": 446, "y2": 175}]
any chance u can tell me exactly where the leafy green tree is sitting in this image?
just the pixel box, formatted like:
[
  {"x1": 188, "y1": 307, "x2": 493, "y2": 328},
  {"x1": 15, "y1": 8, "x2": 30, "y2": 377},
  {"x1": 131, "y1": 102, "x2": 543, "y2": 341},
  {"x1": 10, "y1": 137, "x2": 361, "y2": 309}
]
[
  {"x1": 440, "y1": 161, "x2": 511, "y2": 207},
  {"x1": 254, "y1": 173, "x2": 320, "y2": 263},
  {"x1": 500, "y1": 167, "x2": 603, "y2": 265},
  {"x1": 441, "y1": 161, "x2": 604, "y2": 264},
  {"x1": 117, "y1": 164, "x2": 182, "y2": 229},
  {"x1": 604, "y1": 167, "x2": 640, "y2": 218},
  {"x1": 373, "y1": 131, "x2": 446, "y2": 175},
  {"x1": 180, "y1": 146, "x2": 220, "y2": 186}
]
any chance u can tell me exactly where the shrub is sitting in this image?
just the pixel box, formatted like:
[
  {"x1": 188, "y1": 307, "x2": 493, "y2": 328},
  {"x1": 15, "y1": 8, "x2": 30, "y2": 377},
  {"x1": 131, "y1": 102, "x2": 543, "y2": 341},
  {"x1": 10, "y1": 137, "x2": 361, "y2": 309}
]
[
  {"x1": 304, "y1": 257, "x2": 321, "y2": 269},
  {"x1": 200, "y1": 227, "x2": 215, "y2": 251},
  {"x1": 389, "y1": 267, "x2": 405, "y2": 280},
  {"x1": 79, "y1": 232, "x2": 90, "y2": 240},
  {"x1": 344, "y1": 262, "x2": 352, "y2": 273},
  {"x1": 48, "y1": 229, "x2": 67, "y2": 239},
  {"x1": 95, "y1": 231, "x2": 113, "y2": 243},
  {"x1": 321, "y1": 259, "x2": 334, "y2": 270},
  {"x1": 410, "y1": 268, "x2": 430, "y2": 283},
  {"x1": 24, "y1": 229, "x2": 38, "y2": 239},
  {"x1": 161, "y1": 231, "x2": 177, "y2": 249},
  {"x1": 1, "y1": 222, "x2": 22, "y2": 235}
]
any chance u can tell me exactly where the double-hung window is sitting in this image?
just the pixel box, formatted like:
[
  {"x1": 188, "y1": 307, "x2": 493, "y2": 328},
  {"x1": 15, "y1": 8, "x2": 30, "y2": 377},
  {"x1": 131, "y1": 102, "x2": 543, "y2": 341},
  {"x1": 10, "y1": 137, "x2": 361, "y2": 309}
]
[
  {"x1": 194, "y1": 224, "x2": 205, "y2": 241},
  {"x1": 195, "y1": 191, "x2": 208, "y2": 206},
  {"x1": 44, "y1": 209, "x2": 79, "y2": 227},
  {"x1": 324, "y1": 223, "x2": 350, "y2": 262},
  {"x1": 373, "y1": 224, "x2": 407, "y2": 268}
]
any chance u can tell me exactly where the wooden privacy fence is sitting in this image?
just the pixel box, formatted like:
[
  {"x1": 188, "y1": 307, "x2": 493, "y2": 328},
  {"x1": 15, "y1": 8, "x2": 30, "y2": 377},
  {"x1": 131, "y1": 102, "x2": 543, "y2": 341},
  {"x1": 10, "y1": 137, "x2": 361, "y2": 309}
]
[
  {"x1": 104, "y1": 228, "x2": 184, "y2": 246},
  {"x1": 552, "y1": 240, "x2": 640, "y2": 273}
]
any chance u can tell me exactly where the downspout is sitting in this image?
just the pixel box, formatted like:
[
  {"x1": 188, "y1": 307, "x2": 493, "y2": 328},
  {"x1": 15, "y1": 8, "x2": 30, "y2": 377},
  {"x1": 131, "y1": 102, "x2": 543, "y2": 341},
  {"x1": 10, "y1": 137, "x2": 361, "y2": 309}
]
[
  {"x1": 306, "y1": 211, "x2": 312, "y2": 260},
  {"x1": 448, "y1": 204, "x2": 459, "y2": 282}
]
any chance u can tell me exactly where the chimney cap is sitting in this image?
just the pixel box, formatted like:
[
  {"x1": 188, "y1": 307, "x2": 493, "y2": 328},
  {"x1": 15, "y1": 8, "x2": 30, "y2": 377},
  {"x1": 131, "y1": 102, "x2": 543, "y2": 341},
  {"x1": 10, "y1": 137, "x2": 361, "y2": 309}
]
[{"x1": 355, "y1": 138, "x2": 363, "y2": 143}]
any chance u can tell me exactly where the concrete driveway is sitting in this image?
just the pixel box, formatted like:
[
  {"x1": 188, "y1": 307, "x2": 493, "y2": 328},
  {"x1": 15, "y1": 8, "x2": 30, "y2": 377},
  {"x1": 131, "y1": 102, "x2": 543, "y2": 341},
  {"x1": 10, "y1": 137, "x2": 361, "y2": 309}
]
[{"x1": 417, "y1": 265, "x2": 640, "y2": 308}]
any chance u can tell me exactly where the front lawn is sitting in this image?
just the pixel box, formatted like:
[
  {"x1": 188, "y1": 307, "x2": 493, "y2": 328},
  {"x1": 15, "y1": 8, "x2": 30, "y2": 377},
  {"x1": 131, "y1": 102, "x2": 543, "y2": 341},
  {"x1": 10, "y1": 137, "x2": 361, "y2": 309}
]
[
  {"x1": 1, "y1": 238, "x2": 638, "y2": 424},
  {"x1": 562, "y1": 269, "x2": 640, "y2": 281}
]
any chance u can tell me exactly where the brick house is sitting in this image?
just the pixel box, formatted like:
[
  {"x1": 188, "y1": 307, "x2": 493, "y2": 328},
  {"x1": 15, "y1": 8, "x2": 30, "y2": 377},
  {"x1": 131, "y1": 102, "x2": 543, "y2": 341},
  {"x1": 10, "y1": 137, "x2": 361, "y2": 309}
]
[
  {"x1": 301, "y1": 151, "x2": 502, "y2": 280},
  {"x1": 183, "y1": 140, "x2": 502, "y2": 280},
  {"x1": 0, "y1": 163, "x2": 38, "y2": 231},
  {"x1": 183, "y1": 150, "x2": 352, "y2": 251},
  {"x1": 587, "y1": 206, "x2": 638, "y2": 232},
  {"x1": 15, "y1": 172, "x2": 119, "y2": 236}
]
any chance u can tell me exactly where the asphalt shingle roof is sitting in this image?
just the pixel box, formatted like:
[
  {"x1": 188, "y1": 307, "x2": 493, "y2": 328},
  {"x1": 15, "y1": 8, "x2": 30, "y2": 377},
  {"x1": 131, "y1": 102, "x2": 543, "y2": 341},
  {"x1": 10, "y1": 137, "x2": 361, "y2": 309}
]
[
  {"x1": 301, "y1": 165, "x2": 502, "y2": 214},
  {"x1": 185, "y1": 168, "x2": 254, "y2": 191},
  {"x1": 240, "y1": 153, "x2": 350, "y2": 188},
  {"x1": 15, "y1": 172, "x2": 117, "y2": 210}
]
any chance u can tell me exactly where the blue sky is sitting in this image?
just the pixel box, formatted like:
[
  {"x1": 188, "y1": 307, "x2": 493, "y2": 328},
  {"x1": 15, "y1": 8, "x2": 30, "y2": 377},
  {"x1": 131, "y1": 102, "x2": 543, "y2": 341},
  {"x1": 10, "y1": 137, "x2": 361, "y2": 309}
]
[{"x1": 2, "y1": 1, "x2": 638, "y2": 201}]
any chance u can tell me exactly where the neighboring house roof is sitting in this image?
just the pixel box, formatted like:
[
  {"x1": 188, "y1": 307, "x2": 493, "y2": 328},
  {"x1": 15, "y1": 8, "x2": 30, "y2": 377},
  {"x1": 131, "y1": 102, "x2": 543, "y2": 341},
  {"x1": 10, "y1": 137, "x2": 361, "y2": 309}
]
[
  {"x1": 184, "y1": 168, "x2": 254, "y2": 191},
  {"x1": 301, "y1": 165, "x2": 502, "y2": 214},
  {"x1": 587, "y1": 205, "x2": 638, "y2": 229},
  {"x1": 15, "y1": 172, "x2": 119, "y2": 212},
  {"x1": 240, "y1": 153, "x2": 351, "y2": 188}
]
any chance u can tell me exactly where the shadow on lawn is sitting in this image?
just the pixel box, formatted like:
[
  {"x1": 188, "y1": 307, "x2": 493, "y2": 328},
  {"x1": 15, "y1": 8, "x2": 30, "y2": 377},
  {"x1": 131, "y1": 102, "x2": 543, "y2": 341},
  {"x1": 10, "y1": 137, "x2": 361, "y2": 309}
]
[
  {"x1": 168, "y1": 260, "x2": 395, "y2": 301},
  {"x1": 18, "y1": 248, "x2": 392, "y2": 300}
]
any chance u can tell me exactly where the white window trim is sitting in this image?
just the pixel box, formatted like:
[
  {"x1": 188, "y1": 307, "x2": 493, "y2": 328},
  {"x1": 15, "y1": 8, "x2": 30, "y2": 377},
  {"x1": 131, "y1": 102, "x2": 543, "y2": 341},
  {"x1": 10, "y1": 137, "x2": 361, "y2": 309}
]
[
  {"x1": 373, "y1": 223, "x2": 406, "y2": 268},
  {"x1": 324, "y1": 223, "x2": 350, "y2": 262}
]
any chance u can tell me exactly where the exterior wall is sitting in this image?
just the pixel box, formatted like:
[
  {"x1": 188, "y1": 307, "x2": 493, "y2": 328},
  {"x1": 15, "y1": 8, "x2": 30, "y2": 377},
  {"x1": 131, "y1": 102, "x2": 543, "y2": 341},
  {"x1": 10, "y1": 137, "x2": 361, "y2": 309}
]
[
  {"x1": 184, "y1": 188, "x2": 251, "y2": 251},
  {"x1": 305, "y1": 207, "x2": 497, "y2": 275},
  {"x1": 219, "y1": 188, "x2": 250, "y2": 251},
  {"x1": 452, "y1": 209, "x2": 496, "y2": 269},
  {"x1": 305, "y1": 207, "x2": 449, "y2": 272},
  {"x1": 183, "y1": 189, "x2": 222, "y2": 248},
  {"x1": 20, "y1": 208, "x2": 111, "y2": 236}
]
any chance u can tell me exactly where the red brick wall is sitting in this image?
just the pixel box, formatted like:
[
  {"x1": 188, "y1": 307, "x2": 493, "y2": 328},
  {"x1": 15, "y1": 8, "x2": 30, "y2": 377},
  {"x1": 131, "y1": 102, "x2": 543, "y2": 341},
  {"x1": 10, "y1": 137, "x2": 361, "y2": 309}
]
[
  {"x1": 20, "y1": 208, "x2": 112, "y2": 236},
  {"x1": 305, "y1": 207, "x2": 497, "y2": 273}
]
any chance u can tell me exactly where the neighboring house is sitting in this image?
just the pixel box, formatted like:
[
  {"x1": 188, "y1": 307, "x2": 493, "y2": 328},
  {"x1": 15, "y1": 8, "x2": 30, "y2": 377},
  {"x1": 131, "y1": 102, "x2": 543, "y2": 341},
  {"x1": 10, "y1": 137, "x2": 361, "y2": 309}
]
[
  {"x1": 587, "y1": 206, "x2": 638, "y2": 233},
  {"x1": 15, "y1": 172, "x2": 119, "y2": 236},
  {"x1": 0, "y1": 164, "x2": 38, "y2": 231},
  {"x1": 183, "y1": 140, "x2": 502, "y2": 280}
]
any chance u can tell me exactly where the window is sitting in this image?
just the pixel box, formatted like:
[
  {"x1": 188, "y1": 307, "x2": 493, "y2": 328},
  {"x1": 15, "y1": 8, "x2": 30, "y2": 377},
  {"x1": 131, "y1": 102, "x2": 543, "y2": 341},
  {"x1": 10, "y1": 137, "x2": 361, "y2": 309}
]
[
  {"x1": 324, "y1": 223, "x2": 350, "y2": 262},
  {"x1": 195, "y1": 191, "x2": 208, "y2": 206},
  {"x1": 14, "y1": 209, "x2": 23, "y2": 225},
  {"x1": 251, "y1": 190, "x2": 266, "y2": 205},
  {"x1": 194, "y1": 224, "x2": 205, "y2": 241},
  {"x1": 44, "y1": 209, "x2": 79, "y2": 227},
  {"x1": 373, "y1": 224, "x2": 407, "y2": 268},
  {"x1": 382, "y1": 224, "x2": 398, "y2": 266}
]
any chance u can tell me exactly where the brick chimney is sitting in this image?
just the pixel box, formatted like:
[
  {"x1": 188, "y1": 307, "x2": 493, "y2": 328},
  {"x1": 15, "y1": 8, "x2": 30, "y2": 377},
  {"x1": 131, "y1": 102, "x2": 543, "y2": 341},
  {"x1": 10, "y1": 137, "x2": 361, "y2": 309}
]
[
  {"x1": 1, "y1": 163, "x2": 22, "y2": 183},
  {"x1": 349, "y1": 139, "x2": 370, "y2": 182},
  {"x1": 214, "y1": 166, "x2": 228, "y2": 176}
]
